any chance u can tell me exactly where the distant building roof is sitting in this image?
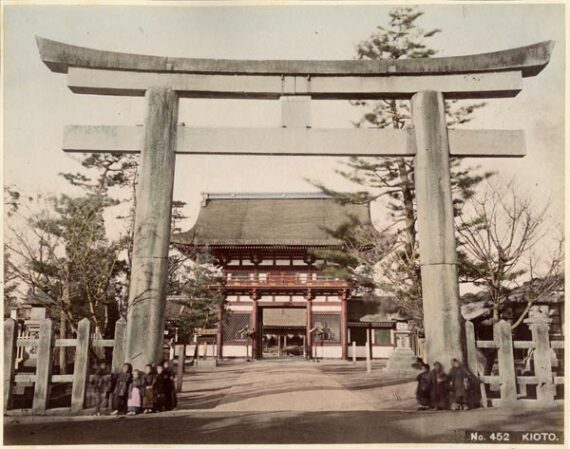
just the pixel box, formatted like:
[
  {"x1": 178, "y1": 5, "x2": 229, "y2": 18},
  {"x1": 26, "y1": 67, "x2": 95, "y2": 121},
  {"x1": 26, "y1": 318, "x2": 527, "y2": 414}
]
[
  {"x1": 460, "y1": 300, "x2": 490, "y2": 322},
  {"x1": 507, "y1": 278, "x2": 564, "y2": 304},
  {"x1": 460, "y1": 276, "x2": 564, "y2": 322},
  {"x1": 348, "y1": 294, "x2": 402, "y2": 324},
  {"x1": 172, "y1": 192, "x2": 377, "y2": 247},
  {"x1": 164, "y1": 297, "x2": 187, "y2": 321},
  {"x1": 22, "y1": 289, "x2": 54, "y2": 308}
]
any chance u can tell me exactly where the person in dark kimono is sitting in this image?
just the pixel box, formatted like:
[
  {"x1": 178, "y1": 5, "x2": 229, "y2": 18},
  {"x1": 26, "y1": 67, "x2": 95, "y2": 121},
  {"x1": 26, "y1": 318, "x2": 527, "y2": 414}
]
[
  {"x1": 429, "y1": 361, "x2": 449, "y2": 410},
  {"x1": 90, "y1": 360, "x2": 113, "y2": 416},
  {"x1": 162, "y1": 360, "x2": 177, "y2": 410},
  {"x1": 415, "y1": 363, "x2": 431, "y2": 410},
  {"x1": 448, "y1": 358, "x2": 470, "y2": 410},
  {"x1": 466, "y1": 370, "x2": 482, "y2": 409},
  {"x1": 142, "y1": 364, "x2": 156, "y2": 413},
  {"x1": 111, "y1": 363, "x2": 132, "y2": 415},
  {"x1": 154, "y1": 365, "x2": 168, "y2": 412}
]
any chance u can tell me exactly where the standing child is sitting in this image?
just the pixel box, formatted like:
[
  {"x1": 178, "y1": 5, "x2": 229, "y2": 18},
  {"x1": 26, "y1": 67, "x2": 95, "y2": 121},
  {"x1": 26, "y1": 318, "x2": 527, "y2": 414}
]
[
  {"x1": 466, "y1": 370, "x2": 482, "y2": 409},
  {"x1": 429, "y1": 361, "x2": 449, "y2": 410},
  {"x1": 127, "y1": 369, "x2": 143, "y2": 415},
  {"x1": 111, "y1": 363, "x2": 132, "y2": 415},
  {"x1": 154, "y1": 365, "x2": 168, "y2": 412},
  {"x1": 142, "y1": 364, "x2": 156, "y2": 413},
  {"x1": 415, "y1": 363, "x2": 431, "y2": 410},
  {"x1": 91, "y1": 360, "x2": 112, "y2": 416},
  {"x1": 448, "y1": 358, "x2": 470, "y2": 410},
  {"x1": 162, "y1": 360, "x2": 177, "y2": 411}
]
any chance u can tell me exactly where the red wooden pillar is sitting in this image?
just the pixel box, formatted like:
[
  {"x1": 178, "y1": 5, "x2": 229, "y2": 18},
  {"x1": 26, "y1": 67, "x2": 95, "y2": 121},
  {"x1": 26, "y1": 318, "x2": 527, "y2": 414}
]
[
  {"x1": 306, "y1": 290, "x2": 313, "y2": 359},
  {"x1": 217, "y1": 302, "x2": 224, "y2": 360},
  {"x1": 256, "y1": 307, "x2": 263, "y2": 359},
  {"x1": 340, "y1": 290, "x2": 348, "y2": 360},
  {"x1": 250, "y1": 290, "x2": 260, "y2": 359}
]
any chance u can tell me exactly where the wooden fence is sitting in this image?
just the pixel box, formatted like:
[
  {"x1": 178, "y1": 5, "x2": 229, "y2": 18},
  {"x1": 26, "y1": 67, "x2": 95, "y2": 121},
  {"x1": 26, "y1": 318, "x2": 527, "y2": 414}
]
[
  {"x1": 4, "y1": 317, "x2": 126, "y2": 414},
  {"x1": 15, "y1": 329, "x2": 33, "y2": 368},
  {"x1": 465, "y1": 307, "x2": 564, "y2": 408}
]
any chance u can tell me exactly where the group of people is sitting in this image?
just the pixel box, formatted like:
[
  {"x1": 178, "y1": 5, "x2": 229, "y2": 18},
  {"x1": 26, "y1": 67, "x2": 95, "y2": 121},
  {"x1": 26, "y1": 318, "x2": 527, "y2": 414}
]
[
  {"x1": 415, "y1": 358, "x2": 480, "y2": 411},
  {"x1": 90, "y1": 360, "x2": 178, "y2": 416}
]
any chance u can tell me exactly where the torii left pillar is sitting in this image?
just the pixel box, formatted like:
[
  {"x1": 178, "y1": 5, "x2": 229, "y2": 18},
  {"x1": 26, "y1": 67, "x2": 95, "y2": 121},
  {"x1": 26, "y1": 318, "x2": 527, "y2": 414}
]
[{"x1": 126, "y1": 87, "x2": 179, "y2": 369}]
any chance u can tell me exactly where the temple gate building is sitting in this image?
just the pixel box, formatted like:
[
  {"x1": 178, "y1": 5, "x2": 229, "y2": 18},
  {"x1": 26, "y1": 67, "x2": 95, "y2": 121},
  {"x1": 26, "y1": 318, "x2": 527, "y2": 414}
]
[{"x1": 171, "y1": 192, "x2": 400, "y2": 361}]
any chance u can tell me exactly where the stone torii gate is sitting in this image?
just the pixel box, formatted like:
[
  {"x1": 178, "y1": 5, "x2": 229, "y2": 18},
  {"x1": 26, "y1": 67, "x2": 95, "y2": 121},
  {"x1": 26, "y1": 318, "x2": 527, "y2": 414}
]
[{"x1": 36, "y1": 37, "x2": 553, "y2": 370}]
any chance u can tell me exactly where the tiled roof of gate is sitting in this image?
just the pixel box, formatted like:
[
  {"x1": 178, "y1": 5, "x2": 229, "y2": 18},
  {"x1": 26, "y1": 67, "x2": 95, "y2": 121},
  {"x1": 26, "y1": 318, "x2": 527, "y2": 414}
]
[{"x1": 171, "y1": 192, "x2": 377, "y2": 247}]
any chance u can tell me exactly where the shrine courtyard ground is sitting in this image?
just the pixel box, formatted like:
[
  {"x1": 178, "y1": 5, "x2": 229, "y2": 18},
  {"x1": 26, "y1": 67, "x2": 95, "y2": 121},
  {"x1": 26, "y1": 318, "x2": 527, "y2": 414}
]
[{"x1": 4, "y1": 359, "x2": 564, "y2": 445}]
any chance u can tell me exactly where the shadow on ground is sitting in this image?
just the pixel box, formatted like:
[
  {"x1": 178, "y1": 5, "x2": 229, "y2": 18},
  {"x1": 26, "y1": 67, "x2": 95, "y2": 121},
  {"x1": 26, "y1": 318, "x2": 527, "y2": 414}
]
[
  {"x1": 4, "y1": 407, "x2": 564, "y2": 445},
  {"x1": 4, "y1": 359, "x2": 564, "y2": 445}
]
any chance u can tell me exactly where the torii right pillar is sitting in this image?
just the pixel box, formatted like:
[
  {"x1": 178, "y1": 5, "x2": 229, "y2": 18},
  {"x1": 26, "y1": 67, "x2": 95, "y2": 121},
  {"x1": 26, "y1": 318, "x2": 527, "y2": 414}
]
[{"x1": 412, "y1": 90, "x2": 463, "y2": 370}]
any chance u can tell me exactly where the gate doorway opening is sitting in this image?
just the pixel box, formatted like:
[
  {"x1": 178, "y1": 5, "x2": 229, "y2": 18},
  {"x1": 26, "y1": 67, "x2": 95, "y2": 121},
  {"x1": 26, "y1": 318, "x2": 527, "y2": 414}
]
[{"x1": 261, "y1": 308, "x2": 306, "y2": 358}]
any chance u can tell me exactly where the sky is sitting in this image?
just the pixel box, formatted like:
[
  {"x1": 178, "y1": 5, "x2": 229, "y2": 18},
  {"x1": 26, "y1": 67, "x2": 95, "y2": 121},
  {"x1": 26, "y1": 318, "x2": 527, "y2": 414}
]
[{"x1": 3, "y1": 3, "x2": 566, "y2": 251}]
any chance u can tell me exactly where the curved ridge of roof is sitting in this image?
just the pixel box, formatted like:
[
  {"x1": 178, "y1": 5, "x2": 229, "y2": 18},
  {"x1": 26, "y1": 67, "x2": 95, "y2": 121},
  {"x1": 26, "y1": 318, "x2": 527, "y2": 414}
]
[{"x1": 200, "y1": 192, "x2": 334, "y2": 202}]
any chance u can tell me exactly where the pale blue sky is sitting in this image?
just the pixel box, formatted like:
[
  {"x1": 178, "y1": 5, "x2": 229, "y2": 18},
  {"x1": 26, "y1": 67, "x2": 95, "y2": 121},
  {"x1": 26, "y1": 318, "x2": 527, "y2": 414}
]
[{"x1": 3, "y1": 3, "x2": 565, "y2": 245}]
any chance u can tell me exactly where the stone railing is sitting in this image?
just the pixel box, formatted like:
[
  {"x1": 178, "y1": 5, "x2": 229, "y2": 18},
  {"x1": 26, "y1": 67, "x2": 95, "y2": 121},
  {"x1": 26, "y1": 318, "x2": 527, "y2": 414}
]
[
  {"x1": 4, "y1": 317, "x2": 126, "y2": 414},
  {"x1": 465, "y1": 307, "x2": 564, "y2": 408}
]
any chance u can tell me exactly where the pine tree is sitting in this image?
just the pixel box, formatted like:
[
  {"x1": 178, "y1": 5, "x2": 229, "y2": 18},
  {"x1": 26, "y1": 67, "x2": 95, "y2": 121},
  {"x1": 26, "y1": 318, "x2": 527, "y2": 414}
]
[
  {"x1": 3, "y1": 186, "x2": 22, "y2": 315},
  {"x1": 59, "y1": 153, "x2": 139, "y2": 329},
  {"x1": 311, "y1": 7, "x2": 492, "y2": 326},
  {"x1": 168, "y1": 250, "x2": 226, "y2": 343},
  {"x1": 5, "y1": 154, "x2": 137, "y2": 336},
  {"x1": 5, "y1": 192, "x2": 122, "y2": 338}
]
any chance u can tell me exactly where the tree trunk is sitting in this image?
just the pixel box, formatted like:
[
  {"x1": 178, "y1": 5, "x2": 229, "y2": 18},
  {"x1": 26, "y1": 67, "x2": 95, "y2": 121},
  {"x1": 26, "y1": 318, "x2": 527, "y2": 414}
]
[
  {"x1": 389, "y1": 101, "x2": 419, "y2": 295},
  {"x1": 59, "y1": 275, "x2": 71, "y2": 374},
  {"x1": 59, "y1": 314, "x2": 67, "y2": 374},
  {"x1": 492, "y1": 301, "x2": 500, "y2": 324},
  {"x1": 511, "y1": 300, "x2": 533, "y2": 330},
  {"x1": 397, "y1": 159, "x2": 416, "y2": 263}
]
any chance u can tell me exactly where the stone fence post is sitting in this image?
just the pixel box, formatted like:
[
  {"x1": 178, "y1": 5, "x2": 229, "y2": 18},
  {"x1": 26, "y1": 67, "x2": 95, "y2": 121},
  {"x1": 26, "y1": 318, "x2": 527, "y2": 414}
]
[
  {"x1": 33, "y1": 319, "x2": 54, "y2": 414},
  {"x1": 352, "y1": 341, "x2": 356, "y2": 364},
  {"x1": 524, "y1": 306, "x2": 555, "y2": 405},
  {"x1": 71, "y1": 318, "x2": 91, "y2": 413},
  {"x1": 4, "y1": 318, "x2": 18, "y2": 412},
  {"x1": 465, "y1": 320, "x2": 488, "y2": 408},
  {"x1": 494, "y1": 320, "x2": 517, "y2": 406},
  {"x1": 465, "y1": 321, "x2": 477, "y2": 371},
  {"x1": 112, "y1": 318, "x2": 127, "y2": 373},
  {"x1": 176, "y1": 344, "x2": 185, "y2": 393}
]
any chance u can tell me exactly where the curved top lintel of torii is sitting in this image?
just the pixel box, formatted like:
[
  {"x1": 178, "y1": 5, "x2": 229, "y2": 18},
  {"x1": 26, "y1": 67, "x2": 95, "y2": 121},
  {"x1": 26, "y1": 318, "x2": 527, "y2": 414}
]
[{"x1": 36, "y1": 36, "x2": 554, "y2": 78}]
